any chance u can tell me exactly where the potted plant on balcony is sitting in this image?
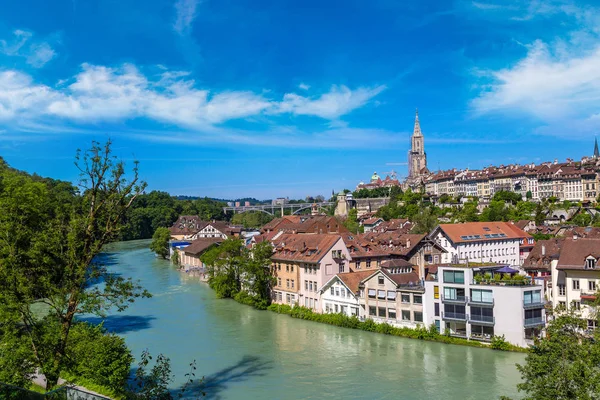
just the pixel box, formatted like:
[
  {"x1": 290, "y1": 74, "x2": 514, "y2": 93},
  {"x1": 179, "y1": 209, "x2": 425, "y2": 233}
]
[
  {"x1": 483, "y1": 272, "x2": 493, "y2": 284},
  {"x1": 474, "y1": 274, "x2": 483, "y2": 284}
]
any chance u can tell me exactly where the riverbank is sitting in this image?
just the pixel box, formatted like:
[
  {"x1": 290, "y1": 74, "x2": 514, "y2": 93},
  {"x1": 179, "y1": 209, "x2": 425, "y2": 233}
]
[{"x1": 232, "y1": 295, "x2": 528, "y2": 353}]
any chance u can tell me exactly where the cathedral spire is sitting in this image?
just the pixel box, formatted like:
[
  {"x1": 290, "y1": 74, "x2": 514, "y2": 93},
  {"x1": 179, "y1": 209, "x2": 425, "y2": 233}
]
[
  {"x1": 595, "y1": 136, "x2": 599, "y2": 158},
  {"x1": 412, "y1": 108, "x2": 422, "y2": 137}
]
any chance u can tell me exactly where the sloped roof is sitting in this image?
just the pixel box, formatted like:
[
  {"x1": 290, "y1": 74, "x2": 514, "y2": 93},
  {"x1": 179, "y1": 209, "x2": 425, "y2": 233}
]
[
  {"x1": 335, "y1": 271, "x2": 378, "y2": 294},
  {"x1": 271, "y1": 233, "x2": 342, "y2": 263},
  {"x1": 436, "y1": 222, "x2": 527, "y2": 244},
  {"x1": 557, "y1": 238, "x2": 600, "y2": 270},
  {"x1": 522, "y1": 239, "x2": 564, "y2": 271},
  {"x1": 182, "y1": 238, "x2": 222, "y2": 255}
]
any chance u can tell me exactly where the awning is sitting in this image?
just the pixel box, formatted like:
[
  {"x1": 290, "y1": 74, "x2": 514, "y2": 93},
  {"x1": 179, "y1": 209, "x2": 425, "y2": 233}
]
[{"x1": 496, "y1": 266, "x2": 519, "y2": 274}]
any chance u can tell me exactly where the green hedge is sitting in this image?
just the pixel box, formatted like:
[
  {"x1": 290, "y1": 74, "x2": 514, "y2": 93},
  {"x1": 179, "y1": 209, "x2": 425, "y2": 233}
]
[
  {"x1": 233, "y1": 291, "x2": 269, "y2": 310},
  {"x1": 266, "y1": 305, "x2": 527, "y2": 352}
]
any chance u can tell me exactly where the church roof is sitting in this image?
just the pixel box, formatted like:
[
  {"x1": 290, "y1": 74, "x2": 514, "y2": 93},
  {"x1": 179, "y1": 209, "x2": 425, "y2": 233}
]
[{"x1": 412, "y1": 109, "x2": 422, "y2": 137}]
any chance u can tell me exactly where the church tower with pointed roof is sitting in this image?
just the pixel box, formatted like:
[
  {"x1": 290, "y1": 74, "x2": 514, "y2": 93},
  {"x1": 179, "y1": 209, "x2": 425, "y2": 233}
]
[
  {"x1": 408, "y1": 109, "x2": 428, "y2": 178},
  {"x1": 594, "y1": 136, "x2": 599, "y2": 159}
]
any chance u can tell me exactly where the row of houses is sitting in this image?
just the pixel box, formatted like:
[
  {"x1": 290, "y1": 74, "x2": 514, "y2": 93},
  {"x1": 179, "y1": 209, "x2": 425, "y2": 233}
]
[
  {"x1": 171, "y1": 215, "x2": 600, "y2": 348},
  {"x1": 423, "y1": 158, "x2": 600, "y2": 202}
]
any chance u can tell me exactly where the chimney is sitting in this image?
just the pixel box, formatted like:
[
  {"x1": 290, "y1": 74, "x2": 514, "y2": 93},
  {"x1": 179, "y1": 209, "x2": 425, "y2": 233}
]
[
  {"x1": 573, "y1": 233, "x2": 578, "y2": 241},
  {"x1": 406, "y1": 238, "x2": 411, "y2": 248},
  {"x1": 541, "y1": 244, "x2": 546, "y2": 256}
]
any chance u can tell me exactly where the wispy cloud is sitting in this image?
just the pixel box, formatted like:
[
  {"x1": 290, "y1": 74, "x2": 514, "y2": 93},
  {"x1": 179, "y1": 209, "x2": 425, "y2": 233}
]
[
  {"x1": 298, "y1": 83, "x2": 310, "y2": 90},
  {"x1": 0, "y1": 63, "x2": 386, "y2": 143},
  {"x1": 173, "y1": 0, "x2": 200, "y2": 35},
  {"x1": 470, "y1": 1, "x2": 600, "y2": 137},
  {"x1": 0, "y1": 29, "x2": 56, "y2": 68}
]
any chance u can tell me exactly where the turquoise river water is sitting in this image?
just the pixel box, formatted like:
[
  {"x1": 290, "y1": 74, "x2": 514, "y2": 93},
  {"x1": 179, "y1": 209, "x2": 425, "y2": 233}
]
[{"x1": 95, "y1": 240, "x2": 526, "y2": 399}]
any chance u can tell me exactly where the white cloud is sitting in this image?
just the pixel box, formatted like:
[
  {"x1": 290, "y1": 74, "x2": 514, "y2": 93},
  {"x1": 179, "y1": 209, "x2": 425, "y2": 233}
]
[
  {"x1": 0, "y1": 29, "x2": 56, "y2": 68},
  {"x1": 472, "y1": 41, "x2": 600, "y2": 120},
  {"x1": 0, "y1": 63, "x2": 385, "y2": 131},
  {"x1": 276, "y1": 84, "x2": 386, "y2": 119},
  {"x1": 26, "y1": 42, "x2": 57, "y2": 68},
  {"x1": 173, "y1": 0, "x2": 200, "y2": 35},
  {"x1": 298, "y1": 83, "x2": 310, "y2": 90}
]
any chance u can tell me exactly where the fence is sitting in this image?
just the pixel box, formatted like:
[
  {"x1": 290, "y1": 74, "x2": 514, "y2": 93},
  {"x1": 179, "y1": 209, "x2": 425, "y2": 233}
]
[{"x1": 0, "y1": 383, "x2": 111, "y2": 400}]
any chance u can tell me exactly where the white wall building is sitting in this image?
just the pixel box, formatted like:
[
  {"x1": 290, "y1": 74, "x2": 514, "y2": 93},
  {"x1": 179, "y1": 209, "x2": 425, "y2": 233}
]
[
  {"x1": 319, "y1": 271, "x2": 374, "y2": 317},
  {"x1": 424, "y1": 265, "x2": 546, "y2": 347},
  {"x1": 430, "y1": 222, "x2": 526, "y2": 266}
]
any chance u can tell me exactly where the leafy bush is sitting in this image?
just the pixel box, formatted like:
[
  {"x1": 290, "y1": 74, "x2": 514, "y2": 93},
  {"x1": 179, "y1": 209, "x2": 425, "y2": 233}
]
[
  {"x1": 66, "y1": 322, "x2": 133, "y2": 393},
  {"x1": 491, "y1": 335, "x2": 512, "y2": 351}
]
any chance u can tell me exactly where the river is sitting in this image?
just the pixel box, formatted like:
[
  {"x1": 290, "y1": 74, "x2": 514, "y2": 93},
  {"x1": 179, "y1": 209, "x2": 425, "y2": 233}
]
[{"x1": 94, "y1": 240, "x2": 525, "y2": 399}]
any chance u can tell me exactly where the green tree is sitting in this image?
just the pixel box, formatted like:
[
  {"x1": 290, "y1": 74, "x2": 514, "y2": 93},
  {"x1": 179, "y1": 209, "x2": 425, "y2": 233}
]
[
  {"x1": 526, "y1": 190, "x2": 533, "y2": 200},
  {"x1": 150, "y1": 227, "x2": 172, "y2": 259},
  {"x1": 411, "y1": 207, "x2": 438, "y2": 234},
  {"x1": 201, "y1": 239, "x2": 247, "y2": 298},
  {"x1": 0, "y1": 140, "x2": 150, "y2": 389},
  {"x1": 534, "y1": 203, "x2": 546, "y2": 226},
  {"x1": 480, "y1": 200, "x2": 511, "y2": 222},
  {"x1": 244, "y1": 242, "x2": 275, "y2": 307},
  {"x1": 343, "y1": 208, "x2": 363, "y2": 233},
  {"x1": 571, "y1": 212, "x2": 592, "y2": 227},
  {"x1": 509, "y1": 314, "x2": 600, "y2": 399}
]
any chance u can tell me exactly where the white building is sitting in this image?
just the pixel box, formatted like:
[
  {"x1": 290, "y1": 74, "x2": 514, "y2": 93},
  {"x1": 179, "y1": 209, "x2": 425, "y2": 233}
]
[
  {"x1": 551, "y1": 237, "x2": 600, "y2": 329},
  {"x1": 424, "y1": 265, "x2": 546, "y2": 347},
  {"x1": 319, "y1": 271, "x2": 374, "y2": 317},
  {"x1": 430, "y1": 222, "x2": 528, "y2": 266}
]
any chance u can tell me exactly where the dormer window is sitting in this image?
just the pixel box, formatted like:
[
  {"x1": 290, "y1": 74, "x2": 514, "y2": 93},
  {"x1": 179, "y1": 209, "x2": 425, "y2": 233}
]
[{"x1": 586, "y1": 256, "x2": 597, "y2": 270}]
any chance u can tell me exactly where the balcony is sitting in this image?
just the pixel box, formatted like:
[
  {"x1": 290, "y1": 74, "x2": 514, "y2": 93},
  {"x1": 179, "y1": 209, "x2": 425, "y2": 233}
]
[
  {"x1": 524, "y1": 317, "x2": 545, "y2": 327},
  {"x1": 523, "y1": 300, "x2": 546, "y2": 310},
  {"x1": 469, "y1": 315, "x2": 495, "y2": 325},
  {"x1": 442, "y1": 311, "x2": 468, "y2": 321},
  {"x1": 470, "y1": 333, "x2": 493, "y2": 342},
  {"x1": 441, "y1": 295, "x2": 468, "y2": 304},
  {"x1": 469, "y1": 298, "x2": 494, "y2": 307}
]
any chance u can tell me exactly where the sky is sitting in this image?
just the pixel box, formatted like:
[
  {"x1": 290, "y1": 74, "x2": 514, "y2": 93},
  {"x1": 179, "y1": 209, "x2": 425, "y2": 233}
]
[{"x1": 1, "y1": 0, "x2": 600, "y2": 199}]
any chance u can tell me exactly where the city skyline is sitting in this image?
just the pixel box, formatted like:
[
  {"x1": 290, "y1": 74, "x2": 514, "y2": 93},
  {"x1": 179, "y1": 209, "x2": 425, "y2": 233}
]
[{"x1": 1, "y1": 0, "x2": 599, "y2": 198}]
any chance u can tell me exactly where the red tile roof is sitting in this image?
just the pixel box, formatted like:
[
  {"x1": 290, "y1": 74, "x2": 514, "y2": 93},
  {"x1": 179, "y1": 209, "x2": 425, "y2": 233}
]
[
  {"x1": 336, "y1": 271, "x2": 378, "y2": 294},
  {"x1": 182, "y1": 238, "x2": 223, "y2": 255},
  {"x1": 271, "y1": 233, "x2": 343, "y2": 263},
  {"x1": 557, "y1": 238, "x2": 600, "y2": 270},
  {"x1": 437, "y1": 222, "x2": 528, "y2": 244}
]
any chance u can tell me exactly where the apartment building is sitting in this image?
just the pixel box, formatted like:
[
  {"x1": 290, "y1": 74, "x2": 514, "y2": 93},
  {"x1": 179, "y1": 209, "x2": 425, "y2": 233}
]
[
  {"x1": 359, "y1": 267, "x2": 425, "y2": 328},
  {"x1": 270, "y1": 233, "x2": 351, "y2": 311},
  {"x1": 551, "y1": 237, "x2": 600, "y2": 328},
  {"x1": 430, "y1": 222, "x2": 527, "y2": 266},
  {"x1": 424, "y1": 265, "x2": 546, "y2": 347}
]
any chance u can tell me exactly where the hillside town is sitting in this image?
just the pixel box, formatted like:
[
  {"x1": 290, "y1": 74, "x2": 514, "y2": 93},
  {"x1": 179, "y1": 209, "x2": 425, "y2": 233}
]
[
  {"x1": 163, "y1": 111, "x2": 600, "y2": 351},
  {"x1": 358, "y1": 111, "x2": 600, "y2": 204}
]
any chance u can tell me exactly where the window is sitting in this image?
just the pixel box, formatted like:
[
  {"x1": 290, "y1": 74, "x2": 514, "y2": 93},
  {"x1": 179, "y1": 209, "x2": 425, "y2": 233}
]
[
  {"x1": 309, "y1": 298, "x2": 313, "y2": 308},
  {"x1": 341, "y1": 288, "x2": 346, "y2": 297},
  {"x1": 586, "y1": 257, "x2": 597, "y2": 269},
  {"x1": 558, "y1": 284, "x2": 566, "y2": 296},
  {"x1": 355, "y1": 261, "x2": 361, "y2": 269},
  {"x1": 572, "y1": 301, "x2": 581, "y2": 311},
  {"x1": 330, "y1": 287, "x2": 334, "y2": 295},
  {"x1": 590, "y1": 281, "x2": 597, "y2": 292},
  {"x1": 402, "y1": 310, "x2": 411, "y2": 321},
  {"x1": 378, "y1": 307, "x2": 386, "y2": 318},
  {"x1": 309, "y1": 281, "x2": 313, "y2": 291},
  {"x1": 435, "y1": 320, "x2": 441, "y2": 332},
  {"x1": 414, "y1": 311, "x2": 423, "y2": 322},
  {"x1": 286, "y1": 279, "x2": 290, "y2": 288},
  {"x1": 401, "y1": 293, "x2": 411, "y2": 303},
  {"x1": 335, "y1": 288, "x2": 340, "y2": 296},
  {"x1": 339, "y1": 263, "x2": 345, "y2": 273},
  {"x1": 291, "y1": 280, "x2": 294, "y2": 289},
  {"x1": 573, "y1": 280, "x2": 580, "y2": 290},
  {"x1": 351, "y1": 307, "x2": 359, "y2": 316},
  {"x1": 413, "y1": 295, "x2": 422, "y2": 304},
  {"x1": 291, "y1": 265, "x2": 294, "y2": 272},
  {"x1": 588, "y1": 319, "x2": 598, "y2": 330},
  {"x1": 314, "y1": 282, "x2": 318, "y2": 293},
  {"x1": 524, "y1": 290, "x2": 542, "y2": 305},
  {"x1": 305, "y1": 281, "x2": 308, "y2": 290},
  {"x1": 559, "y1": 301, "x2": 566, "y2": 308},
  {"x1": 443, "y1": 287, "x2": 465, "y2": 300},
  {"x1": 286, "y1": 293, "x2": 291, "y2": 303},
  {"x1": 388, "y1": 309, "x2": 397, "y2": 319},
  {"x1": 387, "y1": 291, "x2": 396, "y2": 300},
  {"x1": 434, "y1": 302, "x2": 440, "y2": 317},
  {"x1": 286, "y1": 265, "x2": 289, "y2": 272},
  {"x1": 434, "y1": 285, "x2": 439, "y2": 300},
  {"x1": 378, "y1": 290, "x2": 386, "y2": 299},
  {"x1": 278, "y1": 278, "x2": 281, "y2": 287},
  {"x1": 369, "y1": 306, "x2": 376, "y2": 316},
  {"x1": 368, "y1": 289, "x2": 376, "y2": 298},
  {"x1": 366, "y1": 260, "x2": 371, "y2": 269},
  {"x1": 278, "y1": 292, "x2": 282, "y2": 301},
  {"x1": 305, "y1": 298, "x2": 309, "y2": 307},
  {"x1": 325, "y1": 303, "x2": 330, "y2": 313},
  {"x1": 378, "y1": 276, "x2": 385, "y2": 285},
  {"x1": 471, "y1": 289, "x2": 493, "y2": 303},
  {"x1": 443, "y1": 270, "x2": 464, "y2": 284},
  {"x1": 277, "y1": 263, "x2": 281, "y2": 271}
]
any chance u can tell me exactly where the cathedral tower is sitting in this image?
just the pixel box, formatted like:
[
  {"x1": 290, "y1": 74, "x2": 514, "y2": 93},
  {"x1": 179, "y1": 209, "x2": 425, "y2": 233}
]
[{"x1": 408, "y1": 109, "x2": 427, "y2": 178}]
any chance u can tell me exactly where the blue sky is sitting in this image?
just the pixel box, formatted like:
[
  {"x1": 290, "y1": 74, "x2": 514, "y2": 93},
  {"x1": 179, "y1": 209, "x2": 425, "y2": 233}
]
[{"x1": 1, "y1": 0, "x2": 600, "y2": 199}]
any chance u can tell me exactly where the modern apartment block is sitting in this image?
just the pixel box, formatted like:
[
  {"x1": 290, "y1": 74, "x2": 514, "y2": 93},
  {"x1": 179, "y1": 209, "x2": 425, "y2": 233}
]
[{"x1": 424, "y1": 265, "x2": 546, "y2": 347}]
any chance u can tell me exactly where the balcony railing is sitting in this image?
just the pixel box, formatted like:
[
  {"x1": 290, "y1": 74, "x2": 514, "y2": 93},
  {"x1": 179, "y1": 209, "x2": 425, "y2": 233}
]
[
  {"x1": 469, "y1": 314, "x2": 495, "y2": 325},
  {"x1": 523, "y1": 300, "x2": 546, "y2": 310},
  {"x1": 442, "y1": 311, "x2": 468, "y2": 321},
  {"x1": 441, "y1": 295, "x2": 468, "y2": 304},
  {"x1": 524, "y1": 317, "x2": 545, "y2": 327},
  {"x1": 470, "y1": 333, "x2": 493, "y2": 342},
  {"x1": 469, "y1": 298, "x2": 494, "y2": 307}
]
